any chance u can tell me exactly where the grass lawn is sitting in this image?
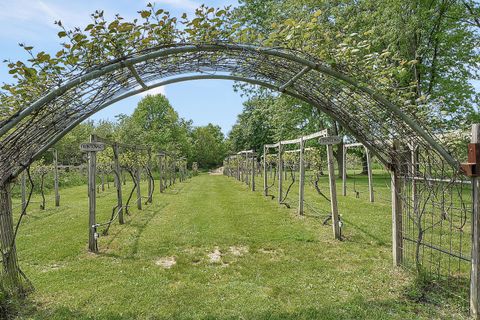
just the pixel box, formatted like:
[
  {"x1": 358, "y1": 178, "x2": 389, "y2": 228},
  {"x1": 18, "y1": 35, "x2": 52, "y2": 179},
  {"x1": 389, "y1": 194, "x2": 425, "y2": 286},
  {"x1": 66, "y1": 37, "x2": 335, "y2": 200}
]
[{"x1": 12, "y1": 173, "x2": 467, "y2": 319}]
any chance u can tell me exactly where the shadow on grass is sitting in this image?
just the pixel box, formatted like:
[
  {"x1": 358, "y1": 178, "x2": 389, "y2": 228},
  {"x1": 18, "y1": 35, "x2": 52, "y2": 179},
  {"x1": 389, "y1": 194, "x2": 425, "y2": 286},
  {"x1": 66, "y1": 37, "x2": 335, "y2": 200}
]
[
  {"x1": 340, "y1": 217, "x2": 386, "y2": 246},
  {"x1": 18, "y1": 293, "x2": 466, "y2": 320},
  {"x1": 402, "y1": 269, "x2": 469, "y2": 314},
  {"x1": 99, "y1": 201, "x2": 169, "y2": 260}
]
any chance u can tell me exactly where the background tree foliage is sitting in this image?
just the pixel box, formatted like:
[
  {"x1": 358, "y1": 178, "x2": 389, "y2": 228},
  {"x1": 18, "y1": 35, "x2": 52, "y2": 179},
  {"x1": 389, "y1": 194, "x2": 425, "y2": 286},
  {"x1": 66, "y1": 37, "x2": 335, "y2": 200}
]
[
  {"x1": 228, "y1": 0, "x2": 479, "y2": 170},
  {"x1": 0, "y1": 0, "x2": 478, "y2": 168},
  {"x1": 191, "y1": 124, "x2": 227, "y2": 169},
  {"x1": 233, "y1": 0, "x2": 479, "y2": 130},
  {"x1": 49, "y1": 94, "x2": 227, "y2": 169}
]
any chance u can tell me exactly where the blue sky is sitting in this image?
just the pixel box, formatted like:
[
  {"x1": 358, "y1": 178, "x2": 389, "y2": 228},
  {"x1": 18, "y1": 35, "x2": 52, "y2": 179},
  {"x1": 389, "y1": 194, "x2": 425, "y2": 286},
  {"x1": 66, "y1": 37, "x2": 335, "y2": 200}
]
[
  {"x1": 0, "y1": 1, "x2": 478, "y2": 135},
  {"x1": 0, "y1": 0, "x2": 244, "y2": 135}
]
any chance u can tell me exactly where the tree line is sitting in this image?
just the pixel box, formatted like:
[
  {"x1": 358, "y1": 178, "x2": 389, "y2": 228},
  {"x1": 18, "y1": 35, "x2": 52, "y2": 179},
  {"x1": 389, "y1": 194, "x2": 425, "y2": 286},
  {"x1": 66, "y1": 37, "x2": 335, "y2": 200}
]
[
  {"x1": 53, "y1": 94, "x2": 228, "y2": 170},
  {"x1": 226, "y1": 0, "x2": 479, "y2": 172}
]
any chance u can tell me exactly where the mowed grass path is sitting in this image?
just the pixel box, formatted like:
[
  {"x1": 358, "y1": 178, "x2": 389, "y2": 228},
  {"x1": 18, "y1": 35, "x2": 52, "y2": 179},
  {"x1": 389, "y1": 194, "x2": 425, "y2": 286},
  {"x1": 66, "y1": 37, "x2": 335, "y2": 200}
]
[{"x1": 15, "y1": 174, "x2": 464, "y2": 319}]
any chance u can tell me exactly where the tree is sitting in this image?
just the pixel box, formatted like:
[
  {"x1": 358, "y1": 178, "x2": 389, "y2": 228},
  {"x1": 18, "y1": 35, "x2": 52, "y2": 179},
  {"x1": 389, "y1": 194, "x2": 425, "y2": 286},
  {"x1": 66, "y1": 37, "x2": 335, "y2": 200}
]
[
  {"x1": 116, "y1": 94, "x2": 193, "y2": 160},
  {"x1": 191, "y1": 124, "x2": 226, "y2": 169},
  {"x1": 54, "y1": 121, "x2": 94, "y2": 165},
  {"x1": 235, "y1": 0, "x2": 479, "y2": 131}
]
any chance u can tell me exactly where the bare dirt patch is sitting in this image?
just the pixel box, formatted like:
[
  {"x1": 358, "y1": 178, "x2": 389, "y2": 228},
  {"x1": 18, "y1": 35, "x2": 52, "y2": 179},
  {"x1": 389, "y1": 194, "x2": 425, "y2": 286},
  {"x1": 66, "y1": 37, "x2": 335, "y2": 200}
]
[
  {"x1": 209, "y1": 167, "x2": 224, "y2": 175},
  {"x1": 208, "y1": 247, "x2": 222, "y2": 263},
  {"x1": 229, "y1": 245, "x2": 249, "y2": 256},
  {"x1": 155, "y1": 256, "x2": 176, "y2": 269}
]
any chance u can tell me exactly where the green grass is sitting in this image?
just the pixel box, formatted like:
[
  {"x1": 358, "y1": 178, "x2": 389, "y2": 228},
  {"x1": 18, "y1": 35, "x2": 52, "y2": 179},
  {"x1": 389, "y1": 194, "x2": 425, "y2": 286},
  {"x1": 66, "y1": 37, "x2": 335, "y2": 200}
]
[{"x1": 9, "y1": 173, "x2": 469, "y2": 319}]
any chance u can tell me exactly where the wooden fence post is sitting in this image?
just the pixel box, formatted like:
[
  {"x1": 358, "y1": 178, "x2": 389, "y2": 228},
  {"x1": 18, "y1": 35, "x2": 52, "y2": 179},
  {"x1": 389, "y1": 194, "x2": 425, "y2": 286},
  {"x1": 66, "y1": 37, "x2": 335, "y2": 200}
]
[
  {"x1": 173, "y1": 159, "x2": 177, "y2": 184},
  {"x1": 240, "y1": 156, "x2": 244, "y2": 182},
  {"x1": 53, "y1": 148, "x2": 60, "y2": 207},
  {"x1": 411, "y1": 143, "x2": 419, "y2": 219},
  {"x1": 278, "y1": 142, "x2": 283, "y2": 204},
  {"x1": 236, "y1": 156, "x2": 240, "y2": 180},
  {"x1": 159, "y1": 153, "x2": 165, "y2": 193},
  {"x1": 113, "y1": 143, "x2": 124, "y2": 224},
  {"x1": 136, "y1": 164, "x2": 142, "y2": 210},
  {"x1": 327, "y1": 143, "x2": 341, "y2": 240},
  {"x1": 0, "y1": 182, "x2": 21, "y2": 290},
  {"x1": 298, "y1": 137, "x2": 305, "y2": 215},
  {"x1": 365, "y1": 146, "x2": 374, "y2": 202},
  {"x1": 101, "y1": 173, "x2": 105, "y2": 192},
  {"x1": 147, "y1": 149, "x2": 152, "y2": 203},
  {"x1": 342, "y1": 144, "x2": 347, "y2": 196},
  {"x1": 470, "y1": 124, "x2": 480, "y2": 318},
  {"x1": 263, "y1": 146, "x2": 268, "y2": 196},
  {"x1": 87, "y1": 135, "x2": 98, "y2": 253},
  {"x1": 21, "y1": 171, "x2": 27, "y2": 214},
  {"x1": 245, "y1": 154, "x2": 249, "y2": 186},
  {"x1": 169, "y1": 157, "x2": 173, "y2": 186},
  {"x1": 251, "y1": 155, "x2": 256, "y2": 191},
  {"x1": 391, "y1": 140, "x2": 403, "y2": 266}
]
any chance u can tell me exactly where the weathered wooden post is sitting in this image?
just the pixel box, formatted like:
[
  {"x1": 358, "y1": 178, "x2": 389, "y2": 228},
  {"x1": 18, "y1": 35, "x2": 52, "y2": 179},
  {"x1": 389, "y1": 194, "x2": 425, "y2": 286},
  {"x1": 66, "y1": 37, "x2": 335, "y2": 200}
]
[
  {"x1": 169, "y1": 157, "x2": 173, "y2": 186},
  {"x1": 112, "y1": 143, "x2": 124, "y2": 224},
  {"x1": 193, "y1": 161, "x2": 198, "y2": 176},
  {"x1": 240, "y1": 155, "x2": 244, "y2": 182},
  {"x1": 278, "y1": 142, "x2": 283, "y2": 204},
  {"x1": 298, "y1": 137, "x2": 305, "y2": 215},
  {"x1": 461, "y1": 124, "x2": 480, "y2": 318},
  {"x1": 410, "y1": 143, "x2": 419, "y2": 217},
  {"x1": 322, "y1": 136, "x2": 341, "y2": 240},
  {"x1": 365, "y1": 146, "x2": 374, "y2": 202},
  {"x1": 147, "y1": 149, "x2": 152, "y2": 203},
  {"x1": 236, "y1": 155, "x2": 240, "y2": 180},
  {"x1": 342, "y1": 144, "x2": 347, "y2": 196},
  {"x1": 391, "y1": 140, "x2": 403, "y2": 266},
  {"x1": 21, "y1": 171, "x2": 27, "y2": 214},
  {"x1": 158, "y1": 152, "x2": 165, "y2": 193},
  {"x1": 0, "y1": 182, "x2": 21, "y2": 290},
  {"x1": 245, "y1": 154, "x2": 249, "y2": 186},
  {"x1": 52, "y1": 148, "x2": 60, "y2": 206},
  {"x1": 173, "y1": 158, "x2": 177, "y2": 184},
  {"x1": 136, "y1": 163, "x2": 142, "y2": 210},
  {"x1": 263, "y1": 146, "x2": 268, "y2": 196},
  {"x1": 100, "y1": 173, "x2": 105, "y2": 192},
  {"x1": 81, "y1": 136, "x2": 104, "y2": 253},
  {"x1": 251, "y1": 155, "x2": 256, "y2": 191}
]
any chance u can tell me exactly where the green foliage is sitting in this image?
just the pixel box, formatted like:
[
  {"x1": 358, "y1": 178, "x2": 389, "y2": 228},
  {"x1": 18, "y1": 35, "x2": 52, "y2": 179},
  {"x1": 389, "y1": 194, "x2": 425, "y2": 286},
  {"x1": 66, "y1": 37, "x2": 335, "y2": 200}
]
[
  {"x1": 53, "y1": 122, "x2": 93, "y2": 165},
  {"x1": 234, "y1": 0, "x2": 479, "y2": 131},
  {"x1": 191, "y1": 124, "x2": 226, "y2": 169},
  {"x1": 228, "y1": 94, "x2": 333, "y2": 155},
  {"x1": 0, "y1": 0, "x2": 476, "y2": 161},
  {"x1": 116, "y1": 94, "x2": 192, "y2": 160}
]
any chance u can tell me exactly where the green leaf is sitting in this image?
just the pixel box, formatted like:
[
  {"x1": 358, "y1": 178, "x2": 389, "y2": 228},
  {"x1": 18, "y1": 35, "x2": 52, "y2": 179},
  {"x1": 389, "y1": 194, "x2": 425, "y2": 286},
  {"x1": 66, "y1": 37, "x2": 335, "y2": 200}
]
[{"x1": 140, "y1": 10, "x2": 151, "y2": 19}]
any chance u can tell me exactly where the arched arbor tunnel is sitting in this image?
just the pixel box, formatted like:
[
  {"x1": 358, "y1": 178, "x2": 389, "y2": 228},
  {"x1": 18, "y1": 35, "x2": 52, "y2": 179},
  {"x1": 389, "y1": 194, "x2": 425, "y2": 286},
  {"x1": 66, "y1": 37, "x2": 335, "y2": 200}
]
[{"x1": 0, "y1": 42, "x2": 476, "y2": 314}]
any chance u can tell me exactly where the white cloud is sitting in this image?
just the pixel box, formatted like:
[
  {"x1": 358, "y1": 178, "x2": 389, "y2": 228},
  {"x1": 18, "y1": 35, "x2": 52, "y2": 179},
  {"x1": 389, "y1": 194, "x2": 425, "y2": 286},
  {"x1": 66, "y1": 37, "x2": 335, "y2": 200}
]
[
  {"x1": 141, "y1": 86, "x2": 167, "y2": 97},
  {"x1": 0, "y1": 0, "x2": 90, "y2": 29}
]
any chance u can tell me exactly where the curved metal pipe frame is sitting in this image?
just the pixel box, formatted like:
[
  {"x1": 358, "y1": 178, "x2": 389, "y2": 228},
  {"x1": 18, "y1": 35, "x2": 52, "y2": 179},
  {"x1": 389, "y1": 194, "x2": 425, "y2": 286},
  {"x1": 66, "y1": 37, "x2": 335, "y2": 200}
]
[{"x1": 0, "y1": 43, "x2": 457, "y2": 169}]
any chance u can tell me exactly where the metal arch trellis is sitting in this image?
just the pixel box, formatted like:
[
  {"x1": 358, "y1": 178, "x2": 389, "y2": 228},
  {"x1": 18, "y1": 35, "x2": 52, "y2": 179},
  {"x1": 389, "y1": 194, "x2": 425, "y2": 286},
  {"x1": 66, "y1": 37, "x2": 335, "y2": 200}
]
[
  {"x1": 0, "y1": 41, "x2": 477, "y2": 314},
  {"x1": 0, "y1": 43, "x2": 459, "y2": 186}
]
